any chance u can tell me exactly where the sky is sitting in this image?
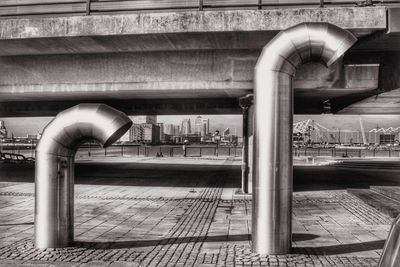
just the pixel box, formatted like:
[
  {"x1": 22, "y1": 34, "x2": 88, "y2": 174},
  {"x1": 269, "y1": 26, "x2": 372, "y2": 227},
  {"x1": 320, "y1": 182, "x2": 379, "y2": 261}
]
[{"x1": 1, "y1": 114, "x2": 400, "y2": 137}]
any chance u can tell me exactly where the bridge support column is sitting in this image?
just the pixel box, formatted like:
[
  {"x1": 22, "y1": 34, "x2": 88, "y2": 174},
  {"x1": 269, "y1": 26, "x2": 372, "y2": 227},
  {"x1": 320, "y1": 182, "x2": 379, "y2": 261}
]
[{"x1": 239, "y1": 94, "x2": 253, "y2": 194}]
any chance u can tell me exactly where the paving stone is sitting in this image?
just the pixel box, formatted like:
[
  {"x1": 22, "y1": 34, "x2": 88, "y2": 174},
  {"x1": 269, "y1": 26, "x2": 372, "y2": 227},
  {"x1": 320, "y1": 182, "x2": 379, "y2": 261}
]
[{"x1": 0, "y1": 175, "x2": 392, "y2": 267}]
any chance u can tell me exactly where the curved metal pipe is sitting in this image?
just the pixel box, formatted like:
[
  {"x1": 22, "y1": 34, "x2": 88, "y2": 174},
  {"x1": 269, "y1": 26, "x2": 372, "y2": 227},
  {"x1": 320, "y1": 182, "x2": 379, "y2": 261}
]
[
  {"x1": 35, "y1": 104, "x2": 132, "y2": 248},
  {"x1": 378, "y1": 215, "x2": 400, "y2": 267},
  {"x1": 253, "y1": 22, "x2": 356, "y2": 255}
]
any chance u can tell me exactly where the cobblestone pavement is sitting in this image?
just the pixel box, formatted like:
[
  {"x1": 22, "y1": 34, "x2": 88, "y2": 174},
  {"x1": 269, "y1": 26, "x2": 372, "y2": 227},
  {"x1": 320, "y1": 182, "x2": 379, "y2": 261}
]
[{"x1": 0, "y1": 171, "x2": 392, "y2": 266}]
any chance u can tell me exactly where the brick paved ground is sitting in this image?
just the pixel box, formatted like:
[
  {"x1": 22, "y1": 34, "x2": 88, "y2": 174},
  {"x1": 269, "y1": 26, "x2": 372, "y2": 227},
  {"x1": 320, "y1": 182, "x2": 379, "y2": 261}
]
[{"x1": 0, "y1": 167, "x2": 392, "y2": 266}]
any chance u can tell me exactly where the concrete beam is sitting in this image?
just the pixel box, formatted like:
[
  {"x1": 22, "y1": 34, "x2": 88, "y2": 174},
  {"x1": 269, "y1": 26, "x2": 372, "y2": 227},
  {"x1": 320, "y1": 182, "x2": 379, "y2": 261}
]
[
  {"x1": 336, "y1": 51, "x2": 400, "y2": 114},
  {"x1": 0, "y1": 98, "x2": 241, "y2": 117},
  {"x1": 337, "y1": 88, "x2": 400, "y2": 114},
  {"x1": 0, "y1": 50, "x2": 255, "y2": 101},
  {"x1": 0, "y1": 7, "x2": 386, "y2": 55},
  {"x1": 0, "y1": 49, "x2": 385, "y2": 115},
  {"x1": 0, "y1": 50, "x2": 379, "y2": 102},
  {"x1": 0, "y1": 7, "x2": 385, "y2": 38}
]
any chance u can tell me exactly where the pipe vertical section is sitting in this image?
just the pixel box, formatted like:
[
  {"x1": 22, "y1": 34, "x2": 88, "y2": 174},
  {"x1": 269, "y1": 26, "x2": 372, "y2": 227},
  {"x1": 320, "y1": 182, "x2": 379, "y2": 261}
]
[
  {"x1": 253, "y1": 22, "x2": 356, "y2": 255},
  {"x1": 379, "y1": 215, "x2": 400, "y2": 266},
  {"x1": 35, "y1": 104, "x2": 132, "y2": 248}
]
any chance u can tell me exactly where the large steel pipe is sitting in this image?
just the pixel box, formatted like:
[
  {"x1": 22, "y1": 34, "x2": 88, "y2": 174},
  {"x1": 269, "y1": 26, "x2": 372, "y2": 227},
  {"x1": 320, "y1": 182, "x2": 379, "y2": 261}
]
[
  {"x1": 379, "y1": 215, "x2": 400, "y2": 267},
  {"x1": 253, "y1": 22, "x2": 356, "y2": 255},
  {"x1": 35, "y1": 104, "x2": 132, "y2": 248}
]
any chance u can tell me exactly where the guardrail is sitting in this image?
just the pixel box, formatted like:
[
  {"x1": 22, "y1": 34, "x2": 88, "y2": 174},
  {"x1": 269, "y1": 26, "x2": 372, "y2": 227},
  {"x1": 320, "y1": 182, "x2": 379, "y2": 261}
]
[
  {"x1": 0, "y1": 0, "x2": 399, "y2": 18},
  {"x1": 1, "y1": 144, "x2": 243, "y2": 158},
  {"x1": 75, "y1": 144, "x2": 243, "y2": 158},
  {"x1": 0, "y1": 151, "x2": 35, "y2": 164},
  {"x1": 3, "y1": 145, "x2": 400, "y2": 161},
  {"x1": 294, "y1": 147, "x2": 400, "y2": 158}
]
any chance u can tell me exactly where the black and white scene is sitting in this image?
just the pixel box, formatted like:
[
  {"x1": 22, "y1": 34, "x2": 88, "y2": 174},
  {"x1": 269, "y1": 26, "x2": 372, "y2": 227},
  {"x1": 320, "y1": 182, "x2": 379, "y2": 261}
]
[{"x1": 0, "y1": 1, "x2": 400, "y2": 267}]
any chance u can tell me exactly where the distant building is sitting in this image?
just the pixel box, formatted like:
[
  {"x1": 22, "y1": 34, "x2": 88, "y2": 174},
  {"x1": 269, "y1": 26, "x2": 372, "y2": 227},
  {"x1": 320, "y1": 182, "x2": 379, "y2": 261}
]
[
  {"x1": 201, "y1": 118, "x2": 210, "y2": 137},
  {"x1": 142, "y1": 123, "x2": 160, "y2": 145},
  {"x1": 0, "y1": 121, "x2": 7, "y2": 139},
  {"x1": 379, "y1": 134, "x2": 396, "y2": 145},
  {"x1": 222, "y1": 128, "x2": 230, "y2": 142},
  {"x1": 164, "y1": 124, "x2": 180, "y2": 136},
  {"x1": 157, "y1": 123, "x2": 165, "y2": 142},
  {"x1": 131, "y1": 115, "x2": 157, "y2": 125},
  {"x1": 223, "y1": 128, "x2": 230, "y2": 137},
  {"x1": 130, "y1": 124, "x2": 143, "y2": 143},
  {"x1": 367, "y1": 127, "x2": 400, "y2": 145},
  {"x1": 193, "y1": 116, "x2": 210, "y2": 137},
  {"x1": 129, "y1": 123, "x2": 160, "y2": 144},
  {"x1": 183, "y1": 134, "x2": 201, "y2": 144},
  {"x1": 123, "y1": 115, "x2": 160, "y2": 144},
  {"x1": 181, "y1": 118, "x2": 191, "y2": 135},
  {"x1": 194, "y1": 116, "x2": 203, "y2": 136}
]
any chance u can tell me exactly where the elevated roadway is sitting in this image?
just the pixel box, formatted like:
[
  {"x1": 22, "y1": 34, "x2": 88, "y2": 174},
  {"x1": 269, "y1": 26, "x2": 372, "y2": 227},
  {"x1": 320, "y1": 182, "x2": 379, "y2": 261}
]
[{"x1": 0, "y1": 6, "x2": 396, "y2": 116}]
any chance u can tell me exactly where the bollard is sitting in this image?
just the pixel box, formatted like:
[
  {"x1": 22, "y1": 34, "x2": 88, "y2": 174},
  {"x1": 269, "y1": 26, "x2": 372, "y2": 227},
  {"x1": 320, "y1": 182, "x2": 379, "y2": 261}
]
[{"x1": 378, "y1": 215, "x2": 400, "y2": 267}]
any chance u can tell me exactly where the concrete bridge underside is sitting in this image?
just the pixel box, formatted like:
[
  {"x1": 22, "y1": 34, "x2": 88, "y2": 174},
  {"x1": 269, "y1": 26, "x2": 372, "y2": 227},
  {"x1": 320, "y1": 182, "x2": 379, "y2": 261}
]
[{"x1": 1, "y1": 6, "x2": 400, "y2": 116}]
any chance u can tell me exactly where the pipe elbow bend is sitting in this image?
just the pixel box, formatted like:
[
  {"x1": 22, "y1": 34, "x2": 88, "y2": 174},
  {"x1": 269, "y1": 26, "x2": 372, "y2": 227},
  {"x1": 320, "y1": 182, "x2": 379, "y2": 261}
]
[{"x1": 36, "y1": 104, "x2": 133, "y2": 157}]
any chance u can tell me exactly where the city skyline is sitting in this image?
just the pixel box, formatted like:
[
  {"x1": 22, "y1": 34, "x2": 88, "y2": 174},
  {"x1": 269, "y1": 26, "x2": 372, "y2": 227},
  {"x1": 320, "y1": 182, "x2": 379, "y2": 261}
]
[
  {"x1": 1, "y1": 114, "x2": 400, "y2": 138},
  {"x1": 0, "y1": 114, "x2": 243, "y2": 137}
]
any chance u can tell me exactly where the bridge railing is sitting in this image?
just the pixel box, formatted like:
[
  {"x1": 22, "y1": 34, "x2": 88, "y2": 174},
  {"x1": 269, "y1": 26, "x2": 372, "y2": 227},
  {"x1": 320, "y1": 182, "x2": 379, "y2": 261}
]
[
  {"x1": 293, "y1": 147, "x2": 400, "y2": 158},
  {"x1": 0, "y1": 0, "x2": 399, "y2": 18}
]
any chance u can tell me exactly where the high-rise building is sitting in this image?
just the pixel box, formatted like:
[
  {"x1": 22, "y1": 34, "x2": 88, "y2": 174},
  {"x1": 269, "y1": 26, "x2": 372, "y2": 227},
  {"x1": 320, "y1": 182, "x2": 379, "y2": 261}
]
[
  {"x1": 164, "y1": 124, "x2": 174, "y2": 135},
  {"x1": 0, "y1": 121, "x2": 7, "y2": 139},
  {"x1": 164, "y1": 124, "x2": 180, "y2": 136},
  {"x1": 142, "y1": 123, "x2": 160, "y2": 144},
  {"x1": 174, "y1": 125, "x2": 180, "y2": 135},
  {"x1": 129, "y1": 123, "x2": 160, "y2": 144},
  {"x1": 130, "y1": 124, "x2": 143, "y2": 143},
  {"x1": 201, "y1": 118, "x2": 210, "y2": 137},
  {"x1": 131, "y1": 115, "x2": 157, "y2": 125},
  {"x1": 124, "y1": 115, "x2": 159, "y2": 143},
  {"x1": 157, "y1": 123, "x2": 165, "y2": 142},
  {"x1": 194, "y1": 116, "x2": 203, "y2": 136},
  {"x1": 181, "y1": 118, "x2": 191, "y2": 135},
  {"x1": 194, "y1": 116, "x2": 210, "y2": 137}
]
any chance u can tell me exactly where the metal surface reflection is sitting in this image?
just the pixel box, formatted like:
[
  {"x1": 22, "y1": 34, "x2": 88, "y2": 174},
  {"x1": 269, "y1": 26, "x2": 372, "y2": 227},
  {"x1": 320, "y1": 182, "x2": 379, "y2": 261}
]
[
  {"x1": 379, "y1": 215, "x2": 400, "y2": 267},
  {"x1": 34, "y1": 104, "x2": 132, "y2": 248},
  {"x1": 253, "y1": 23, "x2": 357, "y2": 255}
]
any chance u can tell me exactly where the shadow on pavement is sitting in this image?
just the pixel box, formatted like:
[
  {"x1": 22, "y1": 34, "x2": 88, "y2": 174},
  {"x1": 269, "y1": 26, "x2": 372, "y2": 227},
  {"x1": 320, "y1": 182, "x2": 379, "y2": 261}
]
[
  {"x1": 75, "y1": 234, "x2": 249, "y2": 249},
  {"x1": 293, "y1": 239, "x2": 386, "y2": 255},
  {"x1": 2, "y1": 161, "x2": 400, "y2": 190},
  {"x1": 292, "y1": 233, "x2": 320, "y2": 242},
  {"x1": 294, "y1": 166, "x2": 400, "y2": 192},
  {"x1": 76, "y1": 233, "x2": 319, "y2": 249},
  {"x1": 0, "y1": 222, "x2": 34, "y2": 226},
  {"x1": 0, "y1": 162, "x2": 241, "y2": 188}
]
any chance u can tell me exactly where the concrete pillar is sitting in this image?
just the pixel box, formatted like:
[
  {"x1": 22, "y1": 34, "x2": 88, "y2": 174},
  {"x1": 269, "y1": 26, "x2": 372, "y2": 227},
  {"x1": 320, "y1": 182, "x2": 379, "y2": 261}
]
[
  {"x1": 248, "y1": 104, "x2": 254, "y2": 194},
  {"x1": 239, "y1": 94, "x2": 253, "y2": 194}
]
